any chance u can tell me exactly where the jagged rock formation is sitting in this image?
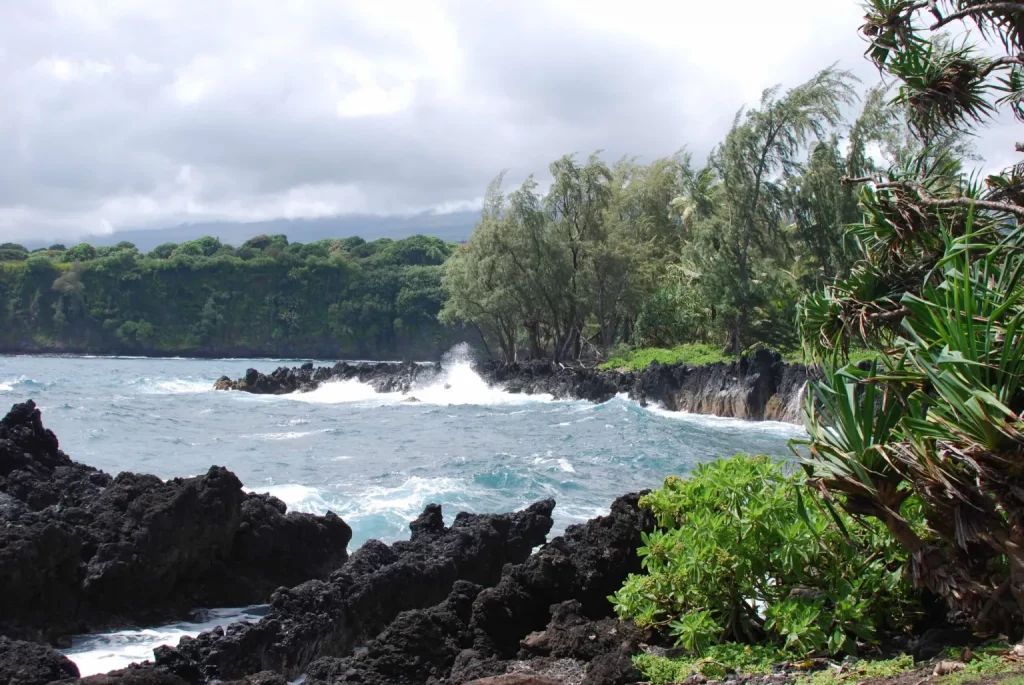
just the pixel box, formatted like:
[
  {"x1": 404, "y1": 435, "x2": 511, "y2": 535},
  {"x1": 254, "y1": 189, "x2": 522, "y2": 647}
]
[
  {"x1": 214, "y1": 361, "x2": 441, "y2": 395},
  {"x1": 0, "y1": 401, "x2": 352, "y2": 643},
  {"x1": 2, "y1": 400, "x2": 664, "y2": 683},
  {"x1": 135, "y1": 492, "x2": 651, "y2": 684},
  {"x1": 216, "y1": 350, "x2": 811, "y2": 423},
  {"x1": 150, "y1": 500, "x2": 555, "y2": 681},
  {"x1": 63, "y1": 491, "x2": 653, "y2": 684}
]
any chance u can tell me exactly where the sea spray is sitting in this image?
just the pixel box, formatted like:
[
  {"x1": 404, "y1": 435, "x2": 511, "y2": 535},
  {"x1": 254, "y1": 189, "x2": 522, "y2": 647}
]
[{"x1": 62, "y1": 606, "x2": 267, "y2": 676}]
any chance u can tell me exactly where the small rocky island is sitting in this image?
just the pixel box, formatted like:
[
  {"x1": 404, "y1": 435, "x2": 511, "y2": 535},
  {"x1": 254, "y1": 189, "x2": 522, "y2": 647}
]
[{"x1": 215, "y1": 350, "x2": 811, "y2": 423}]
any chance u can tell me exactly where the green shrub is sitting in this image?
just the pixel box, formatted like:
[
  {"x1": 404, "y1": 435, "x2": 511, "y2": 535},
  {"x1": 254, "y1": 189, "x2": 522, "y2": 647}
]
[{"x1": 612, "y1": 455, "x2": 919, "y2": 657}]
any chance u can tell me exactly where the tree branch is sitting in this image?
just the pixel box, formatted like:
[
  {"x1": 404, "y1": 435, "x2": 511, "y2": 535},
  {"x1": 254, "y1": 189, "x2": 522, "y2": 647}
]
[
  {"x1": 841, "y1": 176, "x2": 1024, "y2": 218},
  {"x1": 982, "y1": 54, "x2": 1024, "y2": 78},
  {"x1": 930, "y1": 3, "x2": 1024, "y2": 30},
  {"x1": 869, "y1": 307, "x2": 912, "y2": 322}
]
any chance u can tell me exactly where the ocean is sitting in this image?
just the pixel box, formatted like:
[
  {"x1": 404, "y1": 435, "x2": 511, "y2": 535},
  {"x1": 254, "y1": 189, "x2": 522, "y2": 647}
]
[{"x1": 0, "y1": 350, "x2": 804, "y2": 676}]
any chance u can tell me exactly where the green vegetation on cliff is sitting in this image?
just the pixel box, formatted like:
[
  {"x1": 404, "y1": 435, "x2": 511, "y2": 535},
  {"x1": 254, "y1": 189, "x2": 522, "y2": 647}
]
[{"x1": 0, "y1": 234, "x2": 458, "y2": 358}]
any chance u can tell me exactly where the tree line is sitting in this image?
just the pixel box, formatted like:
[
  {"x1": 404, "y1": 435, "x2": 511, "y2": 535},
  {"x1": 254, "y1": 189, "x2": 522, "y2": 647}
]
[
  {"x1": 441, "y1": 66, "x2": 977, "y2": 362},
  {"x1": 0, "y1": 234, "x2": 459, "y2": 358}
]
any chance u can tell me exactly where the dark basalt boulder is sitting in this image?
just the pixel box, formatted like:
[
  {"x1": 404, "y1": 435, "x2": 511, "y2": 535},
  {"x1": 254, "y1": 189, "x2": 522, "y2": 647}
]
[
  {"x1": 152, "y1": 500, "x2": 555, "y2": 681},
  {"x1": 304, "y1": 580, "x2": 483, "y2": 685},
  {"x1": 518, "y1": 600, "x2": 642, "y2": 663},
  {"x1": 296, "y1": 494, "x2": 651, "y2": 685},
  {"x1": 469, "y1": 491, "x2": 655, "y2": 658},
  {"x1": 53, "y1": 665, "x2": 189, "y2": 685},
  {"x1": 215, "y1": 361, "x2": 441, "y2": 396},
  {"x1": 0, "y1": 636, "x2": 80, "y2": 685},
  {"x1": 0, "y1": 401, "x2": 352, "y2": 643}
]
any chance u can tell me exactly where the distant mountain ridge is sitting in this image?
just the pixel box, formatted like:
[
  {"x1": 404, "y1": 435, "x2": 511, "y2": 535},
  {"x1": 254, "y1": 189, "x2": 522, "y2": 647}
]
[{"x1": 21, "y1": 211, "x2": 480, "y2": 251}]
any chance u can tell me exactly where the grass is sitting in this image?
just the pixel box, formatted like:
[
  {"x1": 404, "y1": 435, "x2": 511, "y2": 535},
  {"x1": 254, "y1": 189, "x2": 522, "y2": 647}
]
[
  {"x1": 600, "y1": 343, "x2": 888, "y2": 371},
  {"x1": 633, "y1": 645, "x2": 781, "y2": 683},
  {"x1": 797, "y1": 655, "x2": 915, "y2": 684},
  {"x1": 600, "y1": 343, "x2": 736, "y2": 371},
  {"x1": 938, "y1": 652, "x2": 1018, "y2": 684},
  {"x1": 634, "y1": 646, "x2": 1024, "y2": 685}
]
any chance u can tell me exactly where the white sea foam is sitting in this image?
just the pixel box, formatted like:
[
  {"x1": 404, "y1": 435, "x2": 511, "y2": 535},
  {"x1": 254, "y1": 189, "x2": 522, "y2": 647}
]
[
  {"x1": 287, "y1": 378, "x2": 386, "y2": 405},
  {"x1": 249, "y1": 428, "x2": 333, "y2": 441},
  {"x1": 341, "y1": 476, "x2": 475, "y2": 519},
  {"x1": 62, "y1": 606, "x2": 266, "y2": 677},
  {"x1": 643, "y1": 401, "x2": 807, "y2": 437},
  {"x1": 285, "y1": 345, "x2": 554, "y2": 407},
  {"x1": 557, "y1": 458, "x2": 576, "y2": 473},
  {"x1": 0, "y1": 375, "x2": 36, "y2": 391},
  {"x1": 139, "y1": 379, "x2": 213, "y2": 394},
  {"x1": 244, "y1": 483, "x2": 338, "y2": 515}
]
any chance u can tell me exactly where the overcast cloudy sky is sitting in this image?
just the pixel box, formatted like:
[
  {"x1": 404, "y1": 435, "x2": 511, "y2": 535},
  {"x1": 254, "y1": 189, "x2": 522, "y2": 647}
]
[{"x1": 0, "y1": 0, "x2": 1018, "y2": 244}]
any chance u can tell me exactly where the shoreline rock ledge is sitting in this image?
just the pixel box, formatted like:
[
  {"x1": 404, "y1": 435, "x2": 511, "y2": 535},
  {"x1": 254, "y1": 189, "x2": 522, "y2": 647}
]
[
  {"x1": 216, "y1": 349, "x2": 811, "y2": 423},
  {"x1": 0, "y1": 400, "x2": 352, "y2": 645},
  {"x1": 0, "y1": 400, "x2": 660, "y2": 685}
]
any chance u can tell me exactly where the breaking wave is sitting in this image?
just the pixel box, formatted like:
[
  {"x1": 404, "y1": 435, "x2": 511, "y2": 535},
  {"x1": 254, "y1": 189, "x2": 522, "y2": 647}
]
[
  {"x1": 62, "y1": 606, "x2": 267, "y2": 677},
  {"x1": 286, "y1": 345, "x2": 553, "y2": 407}
]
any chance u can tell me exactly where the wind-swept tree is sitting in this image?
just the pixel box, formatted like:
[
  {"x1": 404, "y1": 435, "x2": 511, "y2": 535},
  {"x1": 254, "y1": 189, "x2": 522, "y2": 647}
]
[{"x1": 706, "y1": 67, "x2": 858, "y2": 353}]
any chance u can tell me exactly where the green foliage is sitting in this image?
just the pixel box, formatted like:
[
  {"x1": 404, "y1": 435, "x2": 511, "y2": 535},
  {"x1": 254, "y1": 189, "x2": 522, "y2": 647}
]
[
  {"x1": 795, "y1": 1, "x2": 1024, "y2": 628},
  {"x1": 612, "y1": 455, "x2": 918, "y2": 657},
  {"x1": 0, "y1": 234, "x2": 459, "y2": 358},
  {"x1": 600, "y1": 343, "x2": 735, "y2": 370}
]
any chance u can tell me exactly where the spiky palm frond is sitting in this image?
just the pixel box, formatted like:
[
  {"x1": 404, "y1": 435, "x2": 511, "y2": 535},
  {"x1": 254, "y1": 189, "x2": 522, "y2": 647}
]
[
  {"x1": 793, "y1": 361, "x2": 910, "y2": 515},
  {"x1": 890, "y1": 42, "x2": 997, "y2": 138}
]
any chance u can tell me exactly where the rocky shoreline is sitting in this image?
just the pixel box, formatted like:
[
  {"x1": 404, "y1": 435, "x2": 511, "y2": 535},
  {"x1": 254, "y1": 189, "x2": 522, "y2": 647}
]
[
  {"x1": 215, "y1": 350, "x2": 812, "y2": 423},
  {"x1": 0, "y1": 401, "x2": 657, "y2": 685}
]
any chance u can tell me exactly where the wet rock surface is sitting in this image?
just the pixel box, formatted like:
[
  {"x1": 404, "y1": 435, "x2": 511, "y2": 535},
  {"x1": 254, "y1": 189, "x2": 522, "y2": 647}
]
[
  {"x1": 216, "y1": 352, "x2": 810, "y2": 423},
  {"x1": 151, "y1": 499, "x2": 556, "y2": 681},
  {"x1": 77, "y1": 491, "x2": 653, "y2": 684},
  {"x1": 0, "y1": 636, "x2": 81, "y2": 685},
  {"x1": 215, "y1": 361, "x2": 441, "y2": 395},
  {"x1": 0, "y1": 400, "x2": 352, "y2": 643}
]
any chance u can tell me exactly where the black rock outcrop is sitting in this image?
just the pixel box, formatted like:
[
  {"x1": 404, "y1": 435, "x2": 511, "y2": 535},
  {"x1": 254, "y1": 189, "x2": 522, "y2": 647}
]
[
  {"x1": 468, "y1": 491, "x2": 655, "y2": 659},
  {"x1": 151, "y1": 500, "x2": 556, "y2": 681},
  {"x1": 215, "y1": 361, "x2": 440, "y2": 395},
  {"x1": 0, "y1": 401, "x2": 352, "y2": 643},
  {"x1": 216, "y1": 352, "x2": 810, "y2": 423},
  {"x1": 0, "y1": 636, "x2": 80, "y2": 685},
  {"x1": 297, "y1": 492, "x2": 655, "y2": 685}
]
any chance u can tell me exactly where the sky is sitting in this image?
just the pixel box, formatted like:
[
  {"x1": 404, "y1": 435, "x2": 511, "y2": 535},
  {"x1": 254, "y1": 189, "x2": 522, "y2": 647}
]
[{"x1": 1, "y1": 0, "x2": 1019, "y2": 245}]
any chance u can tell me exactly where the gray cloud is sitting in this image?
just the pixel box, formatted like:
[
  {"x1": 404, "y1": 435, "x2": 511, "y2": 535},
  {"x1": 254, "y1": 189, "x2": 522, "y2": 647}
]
[{"x1": 0, "y1": 0, "x2": 1017, "y2": 244}]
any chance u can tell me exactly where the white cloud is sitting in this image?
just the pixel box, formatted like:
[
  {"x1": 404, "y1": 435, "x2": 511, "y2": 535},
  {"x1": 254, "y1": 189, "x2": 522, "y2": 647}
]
[{"x1": 0, "y1": 0, "x2": 1018, "y2": 244}]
